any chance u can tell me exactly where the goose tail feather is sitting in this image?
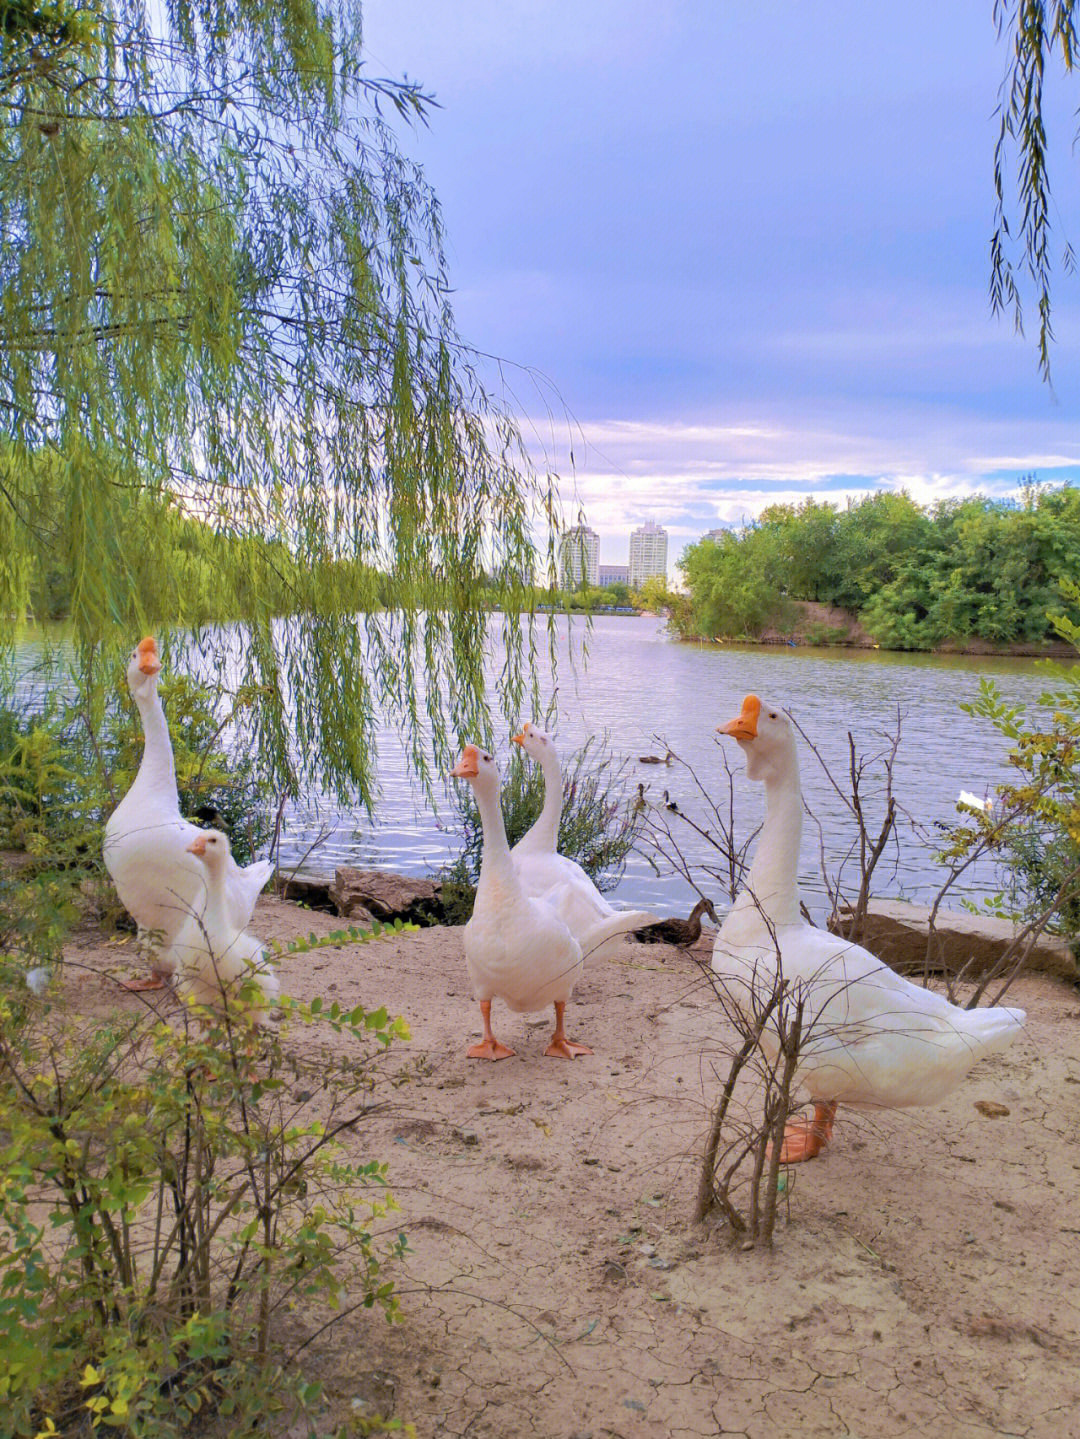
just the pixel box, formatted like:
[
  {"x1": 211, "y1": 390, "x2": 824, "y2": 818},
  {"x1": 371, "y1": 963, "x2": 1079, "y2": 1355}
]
[
  {"x1": 963, "y1": 1005, "x2": 1025, "y2": 1055},
  {"x1": 579, "y1": 909, "x2": 662, "y2": 958}
]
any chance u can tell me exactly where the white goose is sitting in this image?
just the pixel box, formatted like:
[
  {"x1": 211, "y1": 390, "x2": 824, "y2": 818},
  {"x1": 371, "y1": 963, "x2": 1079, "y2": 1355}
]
[
  {"x1": 103, "y1": 637, "x2": 274, "y2": 989},
  {"x1": 451, "y1": 743, "x2": 655, "y2": 1060},
  {"x1": 169, "y1": 830, "x2": 280, "y2": 1017},
  {"x1": 511, "y1": 721, "x2": 658, "y2": 953},
  {"x1": 712, "y1": 694, "x2": 1025, "y2": 1162}
]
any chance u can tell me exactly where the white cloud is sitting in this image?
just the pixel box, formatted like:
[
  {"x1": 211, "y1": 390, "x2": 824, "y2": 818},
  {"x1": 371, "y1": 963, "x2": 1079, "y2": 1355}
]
[{"x1": 517, "y1": 407, "x2": 1080, "y2": 571}]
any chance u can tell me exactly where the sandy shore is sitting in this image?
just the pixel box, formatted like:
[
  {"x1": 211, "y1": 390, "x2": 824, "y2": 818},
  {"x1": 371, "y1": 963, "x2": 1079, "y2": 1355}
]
[{"x1": 63, "y1": 893, "x2": 1080, "y2": 1439}]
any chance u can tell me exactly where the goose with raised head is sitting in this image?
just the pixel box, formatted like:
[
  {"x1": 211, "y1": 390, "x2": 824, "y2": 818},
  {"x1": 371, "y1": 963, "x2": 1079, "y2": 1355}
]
[
  {"x1": 168, "y1": 830, "x2": 279, "y2": 1017},
  {"x1": 452, "y1": 743, "x2": 652, "y2": 1060},
  {"x1": 103, "y1": 637, "x2": 274, "y2": 989},
  {"x1": 511, "y1": 722, "x2": 658, "y2": 953},
  {"x1": 712, "y1": 694, "x2": 1026, "y2": 1162}
]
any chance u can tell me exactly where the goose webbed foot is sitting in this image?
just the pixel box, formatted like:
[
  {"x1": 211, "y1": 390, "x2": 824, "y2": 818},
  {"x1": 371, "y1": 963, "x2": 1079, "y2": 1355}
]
[
  {"x1": 467, "y1": 1000, "x2": 515, "y2": 1061},
  {"x1": 544, "y1": 1001, "x2": 593, "y2": 1060},
  {"x1": 118, "y1": 970, "x2": 173, "y2": 992},
  {"x1": 776, "y1": 1101, "x2": 837, "y2": 1163}
]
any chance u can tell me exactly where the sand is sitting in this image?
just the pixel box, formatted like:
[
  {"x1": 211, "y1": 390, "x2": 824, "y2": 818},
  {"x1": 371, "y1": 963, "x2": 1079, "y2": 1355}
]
[{"x1": 62, "y1": 894, "x2": 1080, "y2": 1439}]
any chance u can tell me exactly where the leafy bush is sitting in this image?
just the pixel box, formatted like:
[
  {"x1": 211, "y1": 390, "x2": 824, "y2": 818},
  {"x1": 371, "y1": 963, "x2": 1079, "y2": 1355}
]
[
  {"x1": 0, "y1": 925, "x2": 413, "y2": 1437},
  {"x1": 441, "y1": 736, "x2": 642, "y2": 923},
  {"x1": 999, "y1": 821, "x2": 1080, "y2": 954},
  {"x1": 961, "y1": 621, "x2": 1080, "y2": 957},
  {"x1": 801, "y1": 622, "x2": 851, "y2": 647}
]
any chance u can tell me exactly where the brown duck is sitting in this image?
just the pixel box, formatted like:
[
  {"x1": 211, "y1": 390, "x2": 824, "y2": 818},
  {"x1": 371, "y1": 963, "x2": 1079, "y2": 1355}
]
[{"x1": 633, "y1": 896, "x2": 718, "y2": 948}]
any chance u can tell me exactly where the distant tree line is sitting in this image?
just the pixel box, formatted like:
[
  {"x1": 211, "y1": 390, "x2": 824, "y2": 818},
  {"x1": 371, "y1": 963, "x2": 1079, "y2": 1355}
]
[
  {"x1": 13, "y1": 445, "x2": 388, "y2": 628},
  {"x1": 673, "y1": 483, "x2": 1080, "y2": 650}
]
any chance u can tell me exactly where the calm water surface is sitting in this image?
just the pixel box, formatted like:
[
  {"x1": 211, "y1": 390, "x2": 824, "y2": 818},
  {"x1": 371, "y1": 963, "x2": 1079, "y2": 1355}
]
[{"x1": 279, "y1": 615, "x2": 1072, "y2": 918}]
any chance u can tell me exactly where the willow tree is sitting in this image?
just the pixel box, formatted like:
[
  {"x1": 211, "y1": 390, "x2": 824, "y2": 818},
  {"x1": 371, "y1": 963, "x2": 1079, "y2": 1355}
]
[
  {"x1": 0, "y1": 0, "x2": 556, "y2": 802},
  {"x1": 992, "y1": 0, "x2": 1079, "y2": 381}
]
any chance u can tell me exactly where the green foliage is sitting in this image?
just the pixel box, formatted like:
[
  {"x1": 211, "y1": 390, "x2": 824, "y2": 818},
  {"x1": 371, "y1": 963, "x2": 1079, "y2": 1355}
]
[
  {"x1": 0, "y1": 942, "x2": 412, "y2": 1437},
  {"x1": 802, "y1": 622, "x2": 850, "y2": 647},
  {"x1": 958, "y1": 645, "x2": 1080, "y2": 953},
  {"x1": 442, "y1": 737, "x2": 643, "y2": 923},
  {"x1": 632, "y1": 574, "x2": 673, "y2": 616},
  {"x1": 676, "y1": 526, "x2": 793, "y2": 639},
  {"x1": 601, "y1": 581, "x2": 633, "y2": 607},
  {"x1": 0, "y1": 0, "x2": 555, "y2": 803},
  {"x1": 9, "y1": 450, "x2": 392, "y2": 628},
  {"x1": 674, "y1": 483, "x2": 1080, "y2": 650}
]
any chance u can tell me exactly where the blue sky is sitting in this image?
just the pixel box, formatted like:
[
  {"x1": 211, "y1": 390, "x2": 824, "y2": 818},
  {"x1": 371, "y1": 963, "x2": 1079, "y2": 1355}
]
[{"x1": 362, "y1": 1, "x2": 1080, "y2": 571}]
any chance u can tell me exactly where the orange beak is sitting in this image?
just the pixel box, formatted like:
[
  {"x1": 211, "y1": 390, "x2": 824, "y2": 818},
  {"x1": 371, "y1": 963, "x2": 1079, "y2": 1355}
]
[
  {"x1": 451, "y1": 745, "x2": 480, "y2": 779},
  {"x1": 136, "y1": 636, "x2": 161, "y2": 676},
  {"x1": 718, "y1": 694, "x2": 761, "y2": 741},
  {"x1": 186, "y1": 835, "x2": 208, "y2": 857},
  {"x1": 511, "y1": 723, "x2": 531, "y2": 746}
]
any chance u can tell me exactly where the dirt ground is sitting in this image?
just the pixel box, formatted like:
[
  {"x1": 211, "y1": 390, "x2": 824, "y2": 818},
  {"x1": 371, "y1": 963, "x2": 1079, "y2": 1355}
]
[{"x1": 64, "y1": 894, "x2": 1080, "y2": 1439}]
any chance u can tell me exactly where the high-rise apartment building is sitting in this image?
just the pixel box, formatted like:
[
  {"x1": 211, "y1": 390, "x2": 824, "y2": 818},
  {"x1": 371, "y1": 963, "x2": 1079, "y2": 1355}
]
[
  {"x1": 558, "y1": 524, "x2": 600, "y2": 589},
  {"x1": 628, "y1": 522, "x2": 668, "y2": 588}
]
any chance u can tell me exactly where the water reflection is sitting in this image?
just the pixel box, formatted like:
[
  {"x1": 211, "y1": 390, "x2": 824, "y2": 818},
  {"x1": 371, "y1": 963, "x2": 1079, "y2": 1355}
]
[
  {"x1": 8, "y1": 616, "x2": 1072, "y2": 917},
  {"x1": 281, "y1": 615, "x2": 1074, "y2": 918}
]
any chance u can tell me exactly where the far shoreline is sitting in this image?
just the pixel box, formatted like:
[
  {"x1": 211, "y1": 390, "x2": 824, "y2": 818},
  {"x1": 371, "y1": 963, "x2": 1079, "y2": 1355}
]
[{"x1": 673, "y1": 631, "x2": 1079, "y2": 660}]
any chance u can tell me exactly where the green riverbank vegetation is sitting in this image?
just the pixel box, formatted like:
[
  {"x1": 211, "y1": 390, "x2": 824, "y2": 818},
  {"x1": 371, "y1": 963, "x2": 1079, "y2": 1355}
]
[{"x1": 672, "y1": 483, "x2": 1080, "y2": 652}]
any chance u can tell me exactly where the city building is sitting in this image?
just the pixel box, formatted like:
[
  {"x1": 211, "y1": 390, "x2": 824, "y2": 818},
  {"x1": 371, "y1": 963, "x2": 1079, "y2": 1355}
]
[
  {"x1": 628, "y1": 522, "x2": 668, "y2": 589},
  {"x1": 558, "y1": 524, "x2": 599, "y2": 589},
  {"x1": 702, "y1": 527, "x2": 729, "y2": 544},
  {"x1": 598, "y1": 563, "x2": 629, "y2": 587}
]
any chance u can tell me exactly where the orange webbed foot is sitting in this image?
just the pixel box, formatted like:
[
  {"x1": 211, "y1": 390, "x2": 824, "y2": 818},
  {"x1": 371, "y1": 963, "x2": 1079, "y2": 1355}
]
[
  {"x1": 467, "y1": 1037, "x2": 515, "y2": 1061},
  {"x1": 118, "y1": 973, "x2": 171, "y2": 992},
  {"x1": 776, "y1": 1102, "x2": 836, "y2": 1164},
  {"x1": 777, "y1": 1121, "x2": 827, "y2": 1163},
  {"x1": 544, "y1": 1036, "x2": 593, "y2": 1060}
]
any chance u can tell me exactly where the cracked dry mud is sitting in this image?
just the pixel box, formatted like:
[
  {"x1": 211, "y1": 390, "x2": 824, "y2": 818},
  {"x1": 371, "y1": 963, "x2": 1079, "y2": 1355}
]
[{"x1": 78, "y1": 895, "x2": 1080, "y2": 1439}]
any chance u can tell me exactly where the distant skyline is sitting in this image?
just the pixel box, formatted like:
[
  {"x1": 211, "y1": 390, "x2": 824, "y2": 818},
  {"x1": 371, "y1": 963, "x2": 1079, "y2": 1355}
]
[{"x1": 363, "y1": 2, "x2": 1080, "y2": 574}]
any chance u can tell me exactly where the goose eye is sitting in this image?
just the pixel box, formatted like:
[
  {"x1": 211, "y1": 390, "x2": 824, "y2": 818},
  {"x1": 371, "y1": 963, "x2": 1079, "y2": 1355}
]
[
  {"x1": 483, "y1": 752, "x2": 492, "y2": 762},
  {"x1": 769, "y1": 712, "x2": 778, "y2": 719}
]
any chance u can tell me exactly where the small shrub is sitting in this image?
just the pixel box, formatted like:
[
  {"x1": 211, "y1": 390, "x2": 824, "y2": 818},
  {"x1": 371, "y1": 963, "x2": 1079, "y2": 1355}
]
[
  {"x1": 0, "y1": 924, "x2": 413, "y2": 1437},
  {"x1": 960, "y1": 676, "x2": 1080, "y2": 963},
  {"x1": 802, "y1": 622, "x2": 850, "y2": 647},
  {"x1": 694, "y1": 959, "x2": 805, "y2": 1247}
]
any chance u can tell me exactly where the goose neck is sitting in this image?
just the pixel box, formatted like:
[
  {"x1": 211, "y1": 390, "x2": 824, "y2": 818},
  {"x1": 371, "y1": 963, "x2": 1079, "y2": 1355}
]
[
  {"x1": 133, "y1": 688, "x2": 178, "y2": 795},
  {"x1": 473, "y1": 782, "x2": 517, "y2": 890},
  {"x1": 197, "y1": 865, "x2": 229, "y2": 936},
  {"x1": 531, "y1": 747, "x2": 563, "y2": 851},
  {"x1": 747, "y1": 764, "x2": 803, "y2": 917}
]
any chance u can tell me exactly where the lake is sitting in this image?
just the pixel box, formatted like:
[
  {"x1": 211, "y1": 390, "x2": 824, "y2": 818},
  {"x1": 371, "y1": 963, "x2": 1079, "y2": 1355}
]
[{"x1": 278, "y1": 614, "x2": 1073, "y2": 920}]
